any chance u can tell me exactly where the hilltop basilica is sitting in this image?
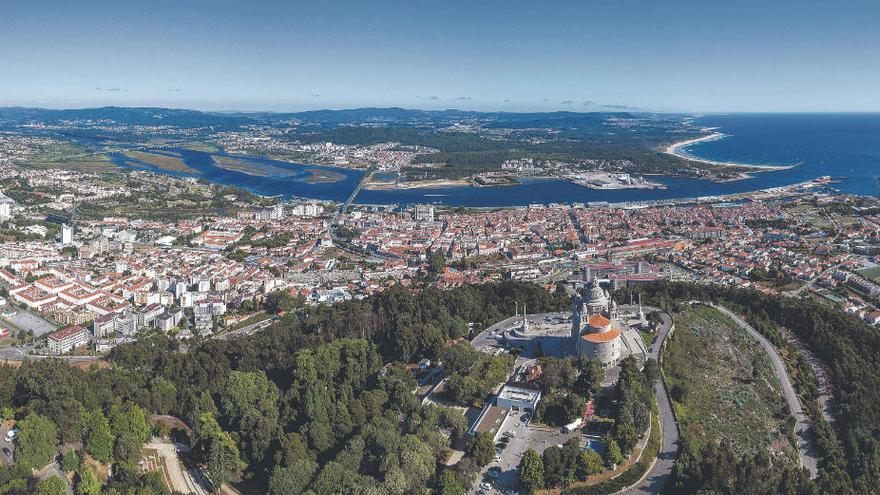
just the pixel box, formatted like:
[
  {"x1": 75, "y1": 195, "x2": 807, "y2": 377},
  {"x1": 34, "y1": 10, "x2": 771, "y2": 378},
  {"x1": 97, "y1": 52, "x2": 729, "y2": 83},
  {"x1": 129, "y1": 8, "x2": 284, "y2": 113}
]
[
  {"x1": 502, "y1": 277, "x2": 648, "y2": 369},
  {"x1": 571, "y1": 278, "x2": 623, "y2": 367}
]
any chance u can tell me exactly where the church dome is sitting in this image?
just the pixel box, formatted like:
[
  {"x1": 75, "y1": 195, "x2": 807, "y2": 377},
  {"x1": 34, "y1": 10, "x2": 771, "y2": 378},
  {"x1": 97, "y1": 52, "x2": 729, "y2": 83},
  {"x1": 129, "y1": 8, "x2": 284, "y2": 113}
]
[
  {"x1": 586, "y1": 314, "x2": 612, "y2": 331},
  {"x1": 585, "y1": 278, "x2": 607, "y2": 306}
]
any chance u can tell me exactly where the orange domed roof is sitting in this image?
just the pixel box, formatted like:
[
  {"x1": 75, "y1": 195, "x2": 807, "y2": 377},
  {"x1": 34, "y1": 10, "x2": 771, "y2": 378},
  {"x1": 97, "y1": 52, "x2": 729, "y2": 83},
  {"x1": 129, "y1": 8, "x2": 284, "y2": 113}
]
[
  {"x1": 581, "y1": 326, "x2": 621, "y2": 343},
  {"x1": 587, "y1": 314, "x2": 611, "y2": 328}
]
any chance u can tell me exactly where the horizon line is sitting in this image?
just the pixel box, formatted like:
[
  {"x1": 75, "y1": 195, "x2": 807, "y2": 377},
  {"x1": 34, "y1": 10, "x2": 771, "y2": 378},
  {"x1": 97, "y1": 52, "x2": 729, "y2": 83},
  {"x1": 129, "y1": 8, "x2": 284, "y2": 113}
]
[{"x1": 1, "y1": 104, "x2": 880, "y2": 116}]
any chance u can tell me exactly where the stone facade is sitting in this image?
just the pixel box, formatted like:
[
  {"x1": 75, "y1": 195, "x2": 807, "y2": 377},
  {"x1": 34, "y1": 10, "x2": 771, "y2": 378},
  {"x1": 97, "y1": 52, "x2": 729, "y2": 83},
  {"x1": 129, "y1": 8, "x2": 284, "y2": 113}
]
[{"x1": 571, "y1": 278, "x2": 622, "y2": 367}]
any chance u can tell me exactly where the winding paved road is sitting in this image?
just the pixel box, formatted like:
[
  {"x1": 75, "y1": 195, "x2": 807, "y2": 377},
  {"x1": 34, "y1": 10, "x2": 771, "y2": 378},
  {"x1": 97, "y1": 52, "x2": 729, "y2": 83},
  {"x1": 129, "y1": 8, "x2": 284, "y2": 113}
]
[
  {"x1": 623, "y1": 308, "x2": 680, "y2": 495},
  {"x1": 213, "y1": 315, "x2": 278, "y2": 340},
  {"x1": 0, "y1": 315, "x2": 279, "y2": 362},
  {"x1": 708, "y1": 303, "x2": 819, "y2": 478},
  {"x1": 0, "y1": 346, "x2": 102, "y2": 364}
]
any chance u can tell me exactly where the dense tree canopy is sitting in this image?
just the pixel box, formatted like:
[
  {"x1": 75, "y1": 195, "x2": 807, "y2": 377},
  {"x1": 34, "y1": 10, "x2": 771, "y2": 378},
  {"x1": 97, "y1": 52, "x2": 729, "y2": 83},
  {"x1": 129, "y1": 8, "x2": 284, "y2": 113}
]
[
  {"x1": 444, "y1": 347, "x2": 513, "y2": 406},
  {"x1": 0, "y1": 282, "x2": 570, "y2": 494},
  {"x1": 82, "y1": 411, "x2": 114, "y2": 463},
  {"x1": 218, "y1": 371, "x2": 280, "y2": 469},
  {"x1": 195, "y1": 414, "x2": 244, "y2": 491},
  {"x1": 519, "y1": 448, "x2": 545, "y2": 494},
  {"x1": 14, "y1": 413, "x2": 58, "y2": 471},
  {"x1": 75, "y1": 468, "x2": 101, "y2": 495},
  {"x1": 34, "y1": 477, "x2": 67, "y2": 495}
]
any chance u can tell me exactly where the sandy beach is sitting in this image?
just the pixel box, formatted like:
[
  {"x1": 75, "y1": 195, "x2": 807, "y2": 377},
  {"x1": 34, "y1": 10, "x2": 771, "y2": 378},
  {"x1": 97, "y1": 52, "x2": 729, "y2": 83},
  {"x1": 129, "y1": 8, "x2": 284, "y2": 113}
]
[
  {"x1": 363, "y1": 178, "x2": 471, "y2": 190},
  {"x1": 665, "y1": 132, "x2": 798, "y2": 171}
]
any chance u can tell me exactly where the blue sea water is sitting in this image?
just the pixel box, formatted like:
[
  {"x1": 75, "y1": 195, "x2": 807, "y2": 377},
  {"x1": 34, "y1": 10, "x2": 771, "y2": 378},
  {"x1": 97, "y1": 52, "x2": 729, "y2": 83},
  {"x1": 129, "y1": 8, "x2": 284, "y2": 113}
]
[
  {"x1": 359, "y1": 113, "x2": 880, "y2": 206},
  {"x1": 109, "y1": 114, "x2": 880, "y2": 206},
  {"x1": 683, "y1": 113, "x2": 880, "y2": 197}
]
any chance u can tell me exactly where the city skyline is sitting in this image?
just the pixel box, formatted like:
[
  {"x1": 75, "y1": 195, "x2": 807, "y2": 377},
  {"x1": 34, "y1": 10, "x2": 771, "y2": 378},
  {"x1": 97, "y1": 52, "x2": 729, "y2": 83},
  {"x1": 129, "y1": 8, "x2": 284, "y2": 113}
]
[{"x1": 1, "y1": 0, "x2": 879, "y2": 113}]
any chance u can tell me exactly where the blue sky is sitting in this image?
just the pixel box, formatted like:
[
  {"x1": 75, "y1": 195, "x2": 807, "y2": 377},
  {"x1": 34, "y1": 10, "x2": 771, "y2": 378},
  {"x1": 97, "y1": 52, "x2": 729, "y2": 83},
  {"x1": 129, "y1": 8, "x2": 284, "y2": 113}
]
[{"x1": 0, "y1": 0, "x2": 878, "y2": 112}]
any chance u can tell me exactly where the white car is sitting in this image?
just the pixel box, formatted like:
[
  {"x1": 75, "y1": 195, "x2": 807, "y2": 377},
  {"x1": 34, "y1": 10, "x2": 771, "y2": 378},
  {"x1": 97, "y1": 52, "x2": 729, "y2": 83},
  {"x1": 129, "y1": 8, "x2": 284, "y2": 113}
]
[{"x1": 5, "y1": 428, "x2": 18, "y2": 442}]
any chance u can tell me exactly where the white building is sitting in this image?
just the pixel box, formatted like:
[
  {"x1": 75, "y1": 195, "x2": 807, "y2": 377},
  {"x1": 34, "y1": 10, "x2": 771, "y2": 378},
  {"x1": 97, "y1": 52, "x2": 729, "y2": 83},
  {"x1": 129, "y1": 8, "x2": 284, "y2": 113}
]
[
  {"x1": 155, "y1": 309, "x2": 184, "y2": 332},
  {"x1": 0, "y1": 202, "x2": 11, "y2": 221},
  {"x1": 291, "y1": 203, "x2": 324, "y2": 217},
  {"x1": 113, "y1": 312, "x2": 138, "y2": 337},
  {"x1": 47, "y1": 325, "x2": 90, "y2": 355},
  {"x1": 270, "y1": 204, "x2": 284, "y2": 220},
  {"x1": 414, "y1": 204, "x2": 435, "y2": 222},
  {"x1": 61, "y1": 224, "x2": 74, "y2": 245},
  {"x1": 92, "y1": 314, "x2": 115, "y2": 339},
  {"x1": 496, "y1": 385, "x2": 541, "y2": 412},
  {"x1": 214, "y1": 278, "x2": 230, "y2": 292},
  {"x1": 136, "y1": 303, "x2": 164, "y2": 328},
  {"x1": 180, "y1": 292, "x2": 196, "y2": 308}
]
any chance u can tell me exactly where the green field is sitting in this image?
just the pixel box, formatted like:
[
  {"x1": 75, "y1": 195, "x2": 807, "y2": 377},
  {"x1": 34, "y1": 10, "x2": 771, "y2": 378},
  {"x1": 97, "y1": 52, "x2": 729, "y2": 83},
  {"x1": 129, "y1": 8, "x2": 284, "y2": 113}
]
[
  {"x1": 21, "y1": 141, "x2": 115, "y2": 172},
  {"x1": 663, "y1": 305, "x2": 796, "y2": 460}
]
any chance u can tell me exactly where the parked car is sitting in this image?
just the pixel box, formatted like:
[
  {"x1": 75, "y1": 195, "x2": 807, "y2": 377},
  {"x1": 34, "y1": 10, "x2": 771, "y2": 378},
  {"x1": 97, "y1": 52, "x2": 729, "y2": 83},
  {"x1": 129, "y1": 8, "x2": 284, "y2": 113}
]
[{"x1": 4, "y1": 429, "x2": 18, "y2": 442}]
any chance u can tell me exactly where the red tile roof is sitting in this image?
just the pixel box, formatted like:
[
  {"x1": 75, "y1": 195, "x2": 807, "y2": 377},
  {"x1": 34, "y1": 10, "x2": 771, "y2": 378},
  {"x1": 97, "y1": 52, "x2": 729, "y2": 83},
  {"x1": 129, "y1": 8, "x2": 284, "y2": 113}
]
[
  {"x1": 587, "y1": 314, "x2": 611, "y2": 328},
  {"x1": 581, "y1": 326, "x2": 621, "y2": 343},
  {"x1": 48, "y1": 325, "x2": 87, "y2": 341}
]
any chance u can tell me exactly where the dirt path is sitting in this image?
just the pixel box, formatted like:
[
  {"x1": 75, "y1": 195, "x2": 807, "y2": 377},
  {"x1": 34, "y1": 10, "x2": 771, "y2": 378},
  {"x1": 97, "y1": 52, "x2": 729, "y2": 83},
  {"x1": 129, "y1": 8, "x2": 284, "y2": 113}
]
[{"x1": 142, "y1": 440, "x2": 210, "y2": 495}]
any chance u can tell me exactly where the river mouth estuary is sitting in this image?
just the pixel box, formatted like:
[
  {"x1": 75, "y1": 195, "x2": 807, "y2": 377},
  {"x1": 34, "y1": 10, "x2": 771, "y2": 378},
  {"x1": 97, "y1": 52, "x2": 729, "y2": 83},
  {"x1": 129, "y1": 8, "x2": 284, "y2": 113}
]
[{"x1": 110, "y1": 114, "x2": 880, "y2": 206}]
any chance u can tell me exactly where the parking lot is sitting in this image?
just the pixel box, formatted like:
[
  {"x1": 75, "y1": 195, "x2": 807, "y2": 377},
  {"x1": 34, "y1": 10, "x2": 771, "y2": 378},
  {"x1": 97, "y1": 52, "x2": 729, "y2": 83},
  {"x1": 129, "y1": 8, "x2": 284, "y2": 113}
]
[
  {"x1": 471, "y1": 411, "x2": 583, "y2": 494},
  {"x1": 0, "y1": 305, "x2": 58, "y2": 337}
]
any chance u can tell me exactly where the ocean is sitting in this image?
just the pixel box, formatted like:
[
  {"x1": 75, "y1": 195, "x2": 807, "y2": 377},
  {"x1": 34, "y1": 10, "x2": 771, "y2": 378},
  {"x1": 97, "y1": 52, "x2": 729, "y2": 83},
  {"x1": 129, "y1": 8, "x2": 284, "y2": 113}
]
[
  {"x1": 359, "y1": 113, "x2": 880, "y2": 206},
  {"x1": 112, "y1": 114, "x2": 880, "y2": 206},
  {"x1": 682, "y1": 113, "x2": 880, "y2": 197}
]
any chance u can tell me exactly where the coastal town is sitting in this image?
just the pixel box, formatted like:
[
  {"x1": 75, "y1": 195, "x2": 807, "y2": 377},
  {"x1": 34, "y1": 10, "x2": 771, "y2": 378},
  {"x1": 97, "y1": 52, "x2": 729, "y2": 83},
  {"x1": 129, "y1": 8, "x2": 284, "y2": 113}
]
[
  {"x1": 2, "y1": 2, "x2": 879, "y2": 494},
  {"x1": 0, "y1": 106, "x2": 877, "y2": 495},
  {"x1": 3, "y1": 141, "x2": 874, "y2": 494},
  {"x1": 1, "y1": 137, "x2": 878, "y2": 360}
]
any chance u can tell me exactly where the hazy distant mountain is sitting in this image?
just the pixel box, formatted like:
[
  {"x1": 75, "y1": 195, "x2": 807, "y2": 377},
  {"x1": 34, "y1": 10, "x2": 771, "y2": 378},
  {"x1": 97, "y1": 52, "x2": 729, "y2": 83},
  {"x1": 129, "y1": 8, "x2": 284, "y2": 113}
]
[
  {"x1": 264, "y1": 107, "x2": 486, "y2": 125},
  {"x1": 0, "y1": 106, "x2": 251, "y2": 129},
  {"x1": 0, "y1": 105, "x2": 654, "y2": 131},
  {"x1": 265, "y1": 108, "x2": 644, "y2": 127}
]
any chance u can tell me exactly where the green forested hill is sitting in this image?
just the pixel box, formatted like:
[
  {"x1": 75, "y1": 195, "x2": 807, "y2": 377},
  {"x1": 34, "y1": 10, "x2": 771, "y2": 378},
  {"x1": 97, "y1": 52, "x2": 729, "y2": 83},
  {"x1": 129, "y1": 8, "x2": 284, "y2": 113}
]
[{"x1": 0, "y1": 281, "x2": 567, "y2": 495}]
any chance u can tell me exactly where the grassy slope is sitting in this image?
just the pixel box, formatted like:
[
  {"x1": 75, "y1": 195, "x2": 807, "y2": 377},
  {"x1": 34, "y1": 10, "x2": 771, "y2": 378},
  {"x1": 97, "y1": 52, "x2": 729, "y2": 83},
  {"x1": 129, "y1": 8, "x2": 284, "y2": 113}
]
[{"x1": 663, "y1": 304, "x2": 796, "y2": 461}]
